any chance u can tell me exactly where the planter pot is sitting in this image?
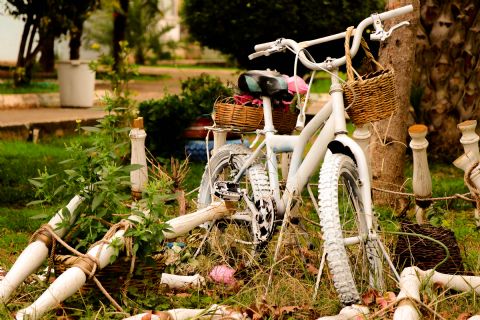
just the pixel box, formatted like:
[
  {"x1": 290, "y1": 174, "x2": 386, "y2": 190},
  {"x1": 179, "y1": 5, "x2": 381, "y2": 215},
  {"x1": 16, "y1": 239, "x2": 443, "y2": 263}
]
[{"x1": 57, "y1": 60, "x2": 95, "y2": 108}]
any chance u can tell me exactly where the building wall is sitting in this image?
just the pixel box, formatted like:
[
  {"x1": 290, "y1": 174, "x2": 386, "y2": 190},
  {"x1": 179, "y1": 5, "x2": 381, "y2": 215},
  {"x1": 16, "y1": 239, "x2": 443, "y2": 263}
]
[{"x1": 0, "y1": 13, "x2": 24, "y2": 63}]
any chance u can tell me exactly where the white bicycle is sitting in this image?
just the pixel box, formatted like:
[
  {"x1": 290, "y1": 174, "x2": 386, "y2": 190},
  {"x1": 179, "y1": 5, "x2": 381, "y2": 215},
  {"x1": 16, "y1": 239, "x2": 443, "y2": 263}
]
[{"x1": 197, "y1": 5, "x2": 413, "y2": 305}]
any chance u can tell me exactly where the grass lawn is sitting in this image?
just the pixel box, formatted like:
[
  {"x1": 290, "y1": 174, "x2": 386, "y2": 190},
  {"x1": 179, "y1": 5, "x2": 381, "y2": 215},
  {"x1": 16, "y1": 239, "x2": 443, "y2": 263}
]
[
  {"x1": 1, "y1": 135, "x2": 480, "y2": 319},
  {"x1": 0, "y1": 81, "x2": 59, "y2": 94}
]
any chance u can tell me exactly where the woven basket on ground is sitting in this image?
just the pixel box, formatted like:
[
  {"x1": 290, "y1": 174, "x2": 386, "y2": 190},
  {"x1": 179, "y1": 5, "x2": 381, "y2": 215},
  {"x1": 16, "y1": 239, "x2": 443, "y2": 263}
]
[
  {"x1": 213, "y1": 100, "x2": 297, "y2": 134},
  {"x1": 343, "y1": 27, "x2": 399, "y2": 126},
  {"x1": 394, "y1": 223, "x2": 463, "y2": 274},
  {"x1": 54, "y1": 254, "x2": 165, "y2": 294}
]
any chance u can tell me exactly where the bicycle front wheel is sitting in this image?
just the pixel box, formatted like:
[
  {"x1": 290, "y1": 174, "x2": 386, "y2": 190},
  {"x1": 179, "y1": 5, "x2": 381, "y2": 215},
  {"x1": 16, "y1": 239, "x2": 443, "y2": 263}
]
[{"x1": 318, "y1": 153, "x2": 385, "y2": 305}]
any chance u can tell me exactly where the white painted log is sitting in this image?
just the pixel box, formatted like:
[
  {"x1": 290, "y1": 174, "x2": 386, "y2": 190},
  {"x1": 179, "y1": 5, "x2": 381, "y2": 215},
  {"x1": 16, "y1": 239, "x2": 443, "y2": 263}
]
[
  {"x1": 130, "y1": 117, "x2": 148, "y2": 198},
  {"x1": 353, "y1": 124, "x2": 371, "y2": 181},
  {"x1": 160, "y1": 273, "x2": 205, "y2": 289},
  {"x1": 122, "y1": 305, "x2": 248, "y2": 320},
  {"x1": 394, "y1": 267, "x2": 422, "y2": 320},
  {"x1": 212, "y1": 131, "x2": 227, "y2": 156},
  {"x1": 16, "y1": 229, "x2": 126, "y2": 320},
  {"x1": 163, "y1": 201, "x2": 230, "y2": 239},
  {"x1": 394, "y1": 266, "x2": 480, "y2": 320},
  {"x1": 453, "y1": 151, "x2": 480, "y2": 226},
  {"x1": 15, "y1": 202, "x2": 229, "y2": 319},
  {"x1": 458, "y1": 120, "x2": 479, "y2": 160},
  {"x1": 0, "y1": 195, "x2": 84, "y2": 303},
  {"x1": 316, "y1": 304, "x2": 369, "y2": 320},
  {"x1": 408, "y1": 124, "x2": 432, "y2": 224}
]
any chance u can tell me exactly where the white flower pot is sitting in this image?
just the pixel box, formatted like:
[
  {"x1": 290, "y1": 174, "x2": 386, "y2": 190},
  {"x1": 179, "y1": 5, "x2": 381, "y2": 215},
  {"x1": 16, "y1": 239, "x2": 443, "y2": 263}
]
[{"x1": 57, "y1": 60, "x2": 95, "y2": 108}]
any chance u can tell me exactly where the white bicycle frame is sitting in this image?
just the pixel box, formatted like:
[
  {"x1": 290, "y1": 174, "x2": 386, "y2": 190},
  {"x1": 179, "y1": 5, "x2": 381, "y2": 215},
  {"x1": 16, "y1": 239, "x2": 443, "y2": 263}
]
[{"x1": 231, "y1": 4, "x2": 413, "y2": 244}]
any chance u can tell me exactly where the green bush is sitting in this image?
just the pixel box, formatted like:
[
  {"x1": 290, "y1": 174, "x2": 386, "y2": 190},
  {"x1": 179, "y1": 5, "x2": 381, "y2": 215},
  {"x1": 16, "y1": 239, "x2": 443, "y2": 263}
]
[{"x1": 139, "y1": 73, "x2": 233, "y2": 158}]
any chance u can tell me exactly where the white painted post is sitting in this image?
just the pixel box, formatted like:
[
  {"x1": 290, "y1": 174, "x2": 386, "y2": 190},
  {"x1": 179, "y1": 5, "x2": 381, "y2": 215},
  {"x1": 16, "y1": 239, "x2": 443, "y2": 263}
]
[
  {"x1": 352, "y1": 124, "x2": 371, "y2": 180},
  {"x1": 0, "y1": 195, "x2": 84, "y2": 303},
  {"x1": 458, "y1": 120, "x2": 480, "y2": 160},
  {"x1": 130, "y1": 117, "x2": 148, "y2": 200},
  {"x1": 408, "y1": 124, "x2": 432, "y2": 224}
]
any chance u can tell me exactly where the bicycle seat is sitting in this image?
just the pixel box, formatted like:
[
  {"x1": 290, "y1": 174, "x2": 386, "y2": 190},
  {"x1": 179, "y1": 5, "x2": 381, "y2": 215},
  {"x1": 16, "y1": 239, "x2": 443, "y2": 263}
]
[{"x1": 238, "y1": 70, "x2": 289, "y2": 98}]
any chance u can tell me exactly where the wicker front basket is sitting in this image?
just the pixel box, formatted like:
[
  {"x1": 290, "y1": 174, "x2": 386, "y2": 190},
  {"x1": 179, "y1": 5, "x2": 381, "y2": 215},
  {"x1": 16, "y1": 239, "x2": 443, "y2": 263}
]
[
  {"x1": 343, "y1": 27, "x2": 399, "y2": 126},
  {"x1": 214, "y1": 102, "x2": 297, "y2": 134},
  {"x1": 344, "y1": 68, "x2": 398, "y2": 125}
]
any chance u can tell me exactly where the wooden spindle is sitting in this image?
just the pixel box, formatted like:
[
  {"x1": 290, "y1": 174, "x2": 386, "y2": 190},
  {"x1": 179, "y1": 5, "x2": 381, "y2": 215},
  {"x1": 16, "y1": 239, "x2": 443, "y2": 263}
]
[
  {"x1": 408, "y1": 124, "x2": 432, "y2": 224},
  {"x1": 130, "y1": 117, "x2": 148, "y2": 200},
  {"x1": 458, "y1": 120, "x2": 479, "y2": 160}
]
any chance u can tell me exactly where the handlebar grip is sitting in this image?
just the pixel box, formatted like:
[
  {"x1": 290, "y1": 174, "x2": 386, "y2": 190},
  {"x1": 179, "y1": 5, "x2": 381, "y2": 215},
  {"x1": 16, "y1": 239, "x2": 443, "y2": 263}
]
[
  {"x1": 378, "y1": 4, "x2": 413, "y2": 20},
  {"x1": 254, "y1": 40, "x2": 277, "y2": 52}
]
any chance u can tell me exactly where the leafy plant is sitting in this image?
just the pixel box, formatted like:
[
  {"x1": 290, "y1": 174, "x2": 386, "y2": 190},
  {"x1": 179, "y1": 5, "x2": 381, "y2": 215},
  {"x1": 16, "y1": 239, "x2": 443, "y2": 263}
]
[
  {"x1": 29, "y1": 45, "x2": 173, "y2": 258},
  {"x1": 139, "y1": 73, "x2": 233, "y2": 157}
]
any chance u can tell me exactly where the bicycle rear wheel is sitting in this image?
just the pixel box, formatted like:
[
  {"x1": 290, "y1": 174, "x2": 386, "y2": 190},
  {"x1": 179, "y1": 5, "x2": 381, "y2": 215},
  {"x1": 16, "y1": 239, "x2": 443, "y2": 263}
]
[
  {"x1": 197, "y1": 144, "x2": 275, "y2": 265},
  {"x1": 318, "y1": 153, "x2": 385, "y2": 305}
]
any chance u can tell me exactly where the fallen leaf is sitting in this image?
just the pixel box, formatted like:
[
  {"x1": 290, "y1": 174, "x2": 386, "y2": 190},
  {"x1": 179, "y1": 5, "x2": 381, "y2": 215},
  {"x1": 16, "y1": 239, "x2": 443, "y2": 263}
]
[
  {"x1": 306, "y1": 263, "x2": 319, "y2": 276},
  {"x1": 362, "y1": 288, "x2": 380, "y2": 306},
  {"x1": 274, "y1": 305, "x2": 301, "y2": 316},
  {"x1": 175, "y1": 292, "x2": 192, "y2": 298},
  {"x1": 457, "y1": 312, "x2": 472, "y2": 320}
]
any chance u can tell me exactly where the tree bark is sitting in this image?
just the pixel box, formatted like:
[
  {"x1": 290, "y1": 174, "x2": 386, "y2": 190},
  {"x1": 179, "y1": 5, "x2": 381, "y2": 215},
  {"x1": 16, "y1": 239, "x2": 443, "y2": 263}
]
[
  {"x1": 413, "y1": 0, "x2": 480, "y2": 161},
  {"x1": 113, "y1": 0, "x2": 129, "y2": 70},
  {"x1": 370, "y1": 0, "x2": 420, "y2": 211},
  {"x1": 39, "y1": 34, "x2": 55, "y2": 72},
  {"x1": 69, "y1": 22, "x2": 83, "y2": 60}
]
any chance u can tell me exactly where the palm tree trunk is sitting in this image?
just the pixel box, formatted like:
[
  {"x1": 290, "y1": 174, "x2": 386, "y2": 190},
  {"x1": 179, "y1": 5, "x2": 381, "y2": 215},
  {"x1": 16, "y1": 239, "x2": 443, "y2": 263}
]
[
  {"x1": 413, "y1": 0, "x2": 480, "y2": 161},
  {"x1": 369, "y1": 0, "x2": 420, "y2": 211}
]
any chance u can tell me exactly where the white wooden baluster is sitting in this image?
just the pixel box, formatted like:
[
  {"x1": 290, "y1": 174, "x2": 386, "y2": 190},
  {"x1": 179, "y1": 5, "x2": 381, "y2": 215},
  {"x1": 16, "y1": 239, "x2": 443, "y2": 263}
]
[
  {"x1": 130, "y1": 117, "x2": 148, "y2": 199},
  {"x1": 458, "y1": 120, "x2": 480, "y2": 160},
  {"x1": 408, "y1": 124, "x2": 432, "y2": 224},
  {"x1": 454, "y1": 151, "x2": 480, "y2": 227}
]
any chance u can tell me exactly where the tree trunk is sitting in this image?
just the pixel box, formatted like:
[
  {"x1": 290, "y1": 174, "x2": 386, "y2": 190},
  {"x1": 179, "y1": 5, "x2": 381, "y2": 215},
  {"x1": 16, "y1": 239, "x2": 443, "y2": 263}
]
[
  {"x1": 69, "y1": 22, "x2": 83, "y2": 60},
  {"x1": 413, "y1": 0, "x2": 480, "y2": 161},
  {"x1": 370, "y1": 0, "x2": 420, "y2": 211},
  {"x1": 39, "y1": 34, "x2": 55, "y2": 72},
  {"x1": 113, "y1": 0, "x2": 129, "y2": 70},
  {"x1": 14, "y1": 18, "x2": 41, "y2": 86}
]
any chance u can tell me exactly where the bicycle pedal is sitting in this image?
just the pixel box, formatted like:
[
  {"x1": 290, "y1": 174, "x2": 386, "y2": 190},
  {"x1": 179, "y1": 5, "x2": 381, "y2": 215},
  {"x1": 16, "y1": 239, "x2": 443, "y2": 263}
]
[{"x1": 213, "y1": 181, "x2": 241, "y2": 201}]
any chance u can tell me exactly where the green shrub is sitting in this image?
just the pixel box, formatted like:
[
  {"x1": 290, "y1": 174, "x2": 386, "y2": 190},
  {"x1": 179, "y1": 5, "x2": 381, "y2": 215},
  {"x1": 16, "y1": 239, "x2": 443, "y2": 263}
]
[{"x1": 139, "y1": 73, "x2": 233, "y2": 158}]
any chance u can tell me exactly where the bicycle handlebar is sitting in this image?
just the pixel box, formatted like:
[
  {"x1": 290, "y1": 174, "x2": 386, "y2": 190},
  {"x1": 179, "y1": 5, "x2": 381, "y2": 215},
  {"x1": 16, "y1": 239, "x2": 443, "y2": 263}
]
[{"x1": 250, "y1": 5, "x2": 413, "y2": 71}]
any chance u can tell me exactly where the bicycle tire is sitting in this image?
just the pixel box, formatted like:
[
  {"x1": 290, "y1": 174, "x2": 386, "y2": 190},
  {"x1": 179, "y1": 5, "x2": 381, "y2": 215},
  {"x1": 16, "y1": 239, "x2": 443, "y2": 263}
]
[
  {"x1": 318, "y1": 153, "x2": 385, "y2": 305},
  {"x1": 197, "y1": 144, "x2": 274, "y2": 261}
]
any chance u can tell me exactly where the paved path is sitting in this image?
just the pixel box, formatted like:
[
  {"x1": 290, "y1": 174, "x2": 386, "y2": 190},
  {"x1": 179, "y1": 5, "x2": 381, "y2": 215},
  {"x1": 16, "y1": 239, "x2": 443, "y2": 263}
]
[{"x1": 0, "y1": 66, "x2": 328, "y2": 139}]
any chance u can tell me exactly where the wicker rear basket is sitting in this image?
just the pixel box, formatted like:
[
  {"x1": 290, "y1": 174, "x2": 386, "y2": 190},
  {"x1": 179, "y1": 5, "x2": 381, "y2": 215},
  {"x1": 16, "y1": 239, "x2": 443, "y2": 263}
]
[
  {"x1": 394, "y1": 223, "x2": 463, "y2": 274},
  {"x1": 214, "y1": 101, "x2": 297, "y2": 134},
  {"x1": 343, "y1": 27, "x2": 398, "y2": 126}
]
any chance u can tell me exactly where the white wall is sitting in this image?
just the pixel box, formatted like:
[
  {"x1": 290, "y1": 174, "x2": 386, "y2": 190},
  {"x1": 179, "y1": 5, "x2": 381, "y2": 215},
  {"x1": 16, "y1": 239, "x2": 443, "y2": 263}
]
[{"x1": 0, "y1": 13, "x2": 24, "y2": 63}]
